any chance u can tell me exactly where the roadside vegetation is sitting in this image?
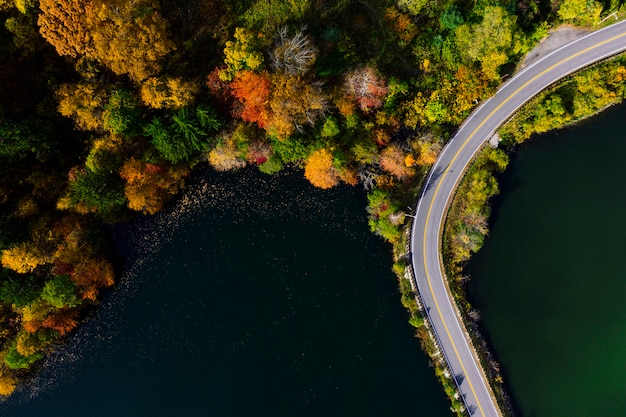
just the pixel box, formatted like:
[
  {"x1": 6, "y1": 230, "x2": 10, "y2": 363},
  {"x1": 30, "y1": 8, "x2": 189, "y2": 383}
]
[
  {"x1": 0, "y1": 0, "x2": 624, "y2": 412},
  {"x1": 440, "y1": 52, "x2": 626, "y2": 416}
]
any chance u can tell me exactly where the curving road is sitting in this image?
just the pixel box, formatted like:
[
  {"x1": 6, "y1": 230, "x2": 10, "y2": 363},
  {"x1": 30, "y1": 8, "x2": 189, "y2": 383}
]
[{"x1": 410, "y1": 19, "x2": 626, "y2": 417}]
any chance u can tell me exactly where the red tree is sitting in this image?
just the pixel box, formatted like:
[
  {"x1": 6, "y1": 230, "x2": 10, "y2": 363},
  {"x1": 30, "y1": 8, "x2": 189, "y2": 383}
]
[
  {"x1": 230, "y1": 71, "x2": 272, "y2": 128},
  {"x1": 344, "y1": 67, "x2": 388, "y2": 112}
]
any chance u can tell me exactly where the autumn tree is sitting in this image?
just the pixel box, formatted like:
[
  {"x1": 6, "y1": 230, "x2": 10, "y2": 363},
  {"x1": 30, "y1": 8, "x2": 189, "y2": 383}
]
[
  {"x1": 56, "y1": 82, "x2": 108, "y2": 131},
  {"x1": 70, "y1": 258, "x2": 115, "y2": 301},
  {"x1": 5, "y1": 13, "x2": 45, "y2": 54},
  {"x1": 245, "y1": 140, "x2": 273, "y2": 165},
  {"x1": 397, "y1": 0, "x2": 429, "y2": 16},
  {"x1": 38, "y1": 0, "x2": 95, "y2": 58},
  {"x1": 412, "y1": 138, "x2": 442, "y2": 167},
  {"x1": 269, "y1": 27, "x2": 318, "y2": 75},
  {"x1": 87, "y1": 0, "x2": 175, "y2": 82},
  {"x1": 304, "y1": 148, "x2": 339, "y2": 189},
  {"x1": 367, "y1": 189, "x2": 403, "y2": 243},
  {"x1": 120, "y1": 158, "x2": 190, "y2": 215},
  {"x1": 379, "y1": 144, "x2": 414, "y2": 179},
  {"x1": 268, "y1": 74, "x2": 327, "y2": 139},
  {"x1": 208, "y1": 138, "x2": 247, "y2": 172},
  {"x1": 20, "y1": 300, "x2": 54, "y2": 326},
  {"x1": 454, "y1": 6, "x2": 517, "y2": 81},
  {"x1": 4, "y1": 344, "x2": 42, "y2": 370},
  {"x1": 220, "y1": 27, "x2": 264, "y2": 81},
  {"x1": 230, "y1": 71, "x2": 272, "y2": 128},
  {"x1": 0, "y1": 367, "x2": 16, "y2": 396},
  {"x1": 67, "y1": 166, "x2": 126, "y2": 215},
  {"x1": 344, "y1": 67, "x2": 388, "y2": 113},
  {"x1": 557, "y1": 0, "x2": 602, "y2": 26},
  {"x1": 41, "y1": 309, "x2": 78, "y2": 335},
  {"x1": 140, "y1": 77, "x2": 198, "y2": 110},
  {"x1": 1, "y1": 243, "x2": 53, "y2": 274}
]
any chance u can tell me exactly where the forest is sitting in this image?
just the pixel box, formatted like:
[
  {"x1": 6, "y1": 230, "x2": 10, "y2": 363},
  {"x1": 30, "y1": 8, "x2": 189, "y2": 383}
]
[{"x1": 0, "y1": 0, "x2": 623, "y2": 404}]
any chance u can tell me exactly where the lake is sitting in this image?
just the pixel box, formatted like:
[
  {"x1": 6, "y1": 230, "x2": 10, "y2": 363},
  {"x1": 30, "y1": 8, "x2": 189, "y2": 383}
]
[
  {"x1": 468, "y1": 102, "x2": 626, "y2": 417},
  {"x1": 0, "y1": 169, "x2": 452, "y2": 417}
]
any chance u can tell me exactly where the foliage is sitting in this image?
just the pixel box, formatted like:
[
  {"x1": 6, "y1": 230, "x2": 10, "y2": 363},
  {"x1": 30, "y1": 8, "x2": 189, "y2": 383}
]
[
  {"x1": 1, "y1": 243, "x2": 53, "y2": 274},
  {"x1": 103, "y1": 89, "x2": 142, "y2": 135},
  {"x1": 140, "y1": 77, "x2": 198, "y2": 110},
  {"x1": 68, "y1": 167, "x2": 126, "y2": 215},
  {"x1": 269, "y1": 27, "x2": 318, "y2": 75},
  {"x1": 500, "y1": 59, "x2": 626, "y2": 144},
  {"x1": 268, "y1": 74, "x2": 327, "y2": 139},
  {"x1": 258, "y1": 155, "x2": 284, "y2": 174},
  {"x1": 454, "y1": 6, "x2": 517, "y2": 80},
  {"x1": 0, "y1": 276, "x2": 41, "y2": 307},
  {"x1": 379, "y1": 144, "x2": 414, "y2": 179},
  {"x1": 367, "y1": 188, "x2": 404, "y2": 244},
  {"x1": 220, "y1": 27, "x2": 264, "y2": 81},
  {"x1": 397, "y1": 0, "x2": 428, "y2": 16},
  {"x1": 56, "y1": 82, "x2": 108, "y2": 131},
  {"x1": 41, "y1": 275, "x2": 79, "y2": 308},
  {"x1": 120, "y1": 158, "x2": 190, "y2": 215},
  {"x1": 343, "y1": 67, "x2": 388, "y2": 113},
  {"x1": 37, "y1": 0, "x2": 94, "y2": 58},
  {"x1": 0, "y1": 368, "x2": 17, "y2": 396},
  {"x1": 0, "y1": 118, "x2": 49, "y2": 161},
  {"x1": 87, "y1": 0, "x2": 175, "y2": 82},
  {"x1": 439, "y1": 5, "x2": 464, "y2": 30},
  {"x1": 4, "y1": 345, "x2": 42, "y2": 370},
  {"x1": 146, "y1": 106, "x2": 221, "y2": 164},
  {"x1": 304, "y1": 148, "x2": 339, "y2": 189},
  {"x1": 208, "y1": 138, "x2": 247, "y2": 172},
  {"x1": 231, "y1": 71, "x2": 272, "y2": 128},
  {"x1": 445, "y1": 147, "x2": 508, "y2": 267},
  {"x1": 557, "y1": 0, "x2": 603, "y2": 26},
  {"x1": 0, "y1": 0, "x2": 618, "y2": 400},
  {"x1": 241, "y1": 0, "x2": 311, "y2": 33}
]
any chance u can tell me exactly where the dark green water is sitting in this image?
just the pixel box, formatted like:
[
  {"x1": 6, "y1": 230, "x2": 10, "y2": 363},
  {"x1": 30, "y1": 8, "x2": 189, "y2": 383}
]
[
  {"x1": 468, "y1": 103, "x2": 626, "y2": 417},
  {"x1": 0, "y1": 169, "x2": 451, "y2": 417}
]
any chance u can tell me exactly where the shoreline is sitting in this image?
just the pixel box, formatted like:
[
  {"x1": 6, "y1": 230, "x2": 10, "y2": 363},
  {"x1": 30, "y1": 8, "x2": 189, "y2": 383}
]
[{"x1": 425, "y1": 53, "x2": 626, "y2": 417}]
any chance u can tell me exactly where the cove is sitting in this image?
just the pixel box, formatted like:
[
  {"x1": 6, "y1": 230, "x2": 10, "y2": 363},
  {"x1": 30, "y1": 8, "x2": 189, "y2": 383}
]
[
  {"x1": 468, "y1": 102, "x2": 626, "y2": 417},
  {"x1": 0, "y1": 168, "x2": 452, "y2": 417}
]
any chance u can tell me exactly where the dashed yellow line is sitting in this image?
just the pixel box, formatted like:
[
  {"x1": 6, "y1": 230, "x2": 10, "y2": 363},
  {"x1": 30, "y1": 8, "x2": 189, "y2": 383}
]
[{"x1": 420, "y1": 31, "x2": 626, "y2": 417}]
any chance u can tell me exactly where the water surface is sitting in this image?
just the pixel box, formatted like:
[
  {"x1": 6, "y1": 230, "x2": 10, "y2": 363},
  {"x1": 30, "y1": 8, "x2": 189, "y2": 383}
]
[
  {"x1": 468, "y1": 103, "x2": 626, "y2": 417},
  {"x1": 1, "y1": 169, "x2": 452, "y2": 417}
]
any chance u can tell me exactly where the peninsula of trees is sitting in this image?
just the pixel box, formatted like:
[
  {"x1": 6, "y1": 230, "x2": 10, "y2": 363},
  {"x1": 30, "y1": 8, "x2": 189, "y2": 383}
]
[{"x1": 0, "y1": 0, "x2": 622, "y2": 404}]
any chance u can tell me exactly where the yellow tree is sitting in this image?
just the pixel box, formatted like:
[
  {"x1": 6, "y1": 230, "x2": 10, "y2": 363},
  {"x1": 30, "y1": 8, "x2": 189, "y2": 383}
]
[
  {"x1": 1, "y1": 243, "x2": 53, "y2": 274},
  {"x1": 56, "y1": 82, "x2": 107, "y2": 131},
  {"x1": 37, "y1": 0, "x2": 95, "y2": 58},
  {"x1": 268, "y1": 74, "x2": 327, "y2": 139},
  {"x1": 87, "y1": 0, "x2": 175, "y2": 82},
  {"x1": 140, "y1": 77, "x2": 198, "y2": 109},
  {"x1": 0, "y1": 368, "x2": 16, "y2": 396},
  {"x1": 220, "y1": 27, "x2": 264, "y2": 81},
  {"x1": 454, "y1": 6, "x2": 516, "y2": 81},
  {"x1": 304, "y1": 149, "x2": 339, "y2": 189}
]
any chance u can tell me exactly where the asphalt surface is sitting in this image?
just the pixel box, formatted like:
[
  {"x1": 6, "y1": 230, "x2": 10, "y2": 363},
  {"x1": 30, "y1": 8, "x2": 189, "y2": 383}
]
[{"x1": 410, "y1": 20, "x2": 626, "y2": 417}]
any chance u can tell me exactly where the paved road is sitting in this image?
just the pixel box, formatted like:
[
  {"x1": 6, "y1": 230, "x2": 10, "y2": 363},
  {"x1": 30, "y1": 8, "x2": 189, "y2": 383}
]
[{"x1": 410, "y1": 19, "x2": 626, "y2": 417}]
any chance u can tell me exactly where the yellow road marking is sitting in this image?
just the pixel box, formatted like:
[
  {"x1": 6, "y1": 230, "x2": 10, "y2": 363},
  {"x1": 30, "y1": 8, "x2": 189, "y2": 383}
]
[{"x1": 420, "y1": 30, "x2": 626, "y2": 417}]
